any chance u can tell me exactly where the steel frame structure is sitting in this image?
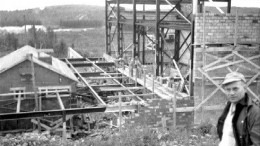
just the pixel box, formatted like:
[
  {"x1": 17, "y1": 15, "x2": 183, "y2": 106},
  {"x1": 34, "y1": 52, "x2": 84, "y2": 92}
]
[{"x1": 105, "y1": 0, "x2": 231, "y2": 97}]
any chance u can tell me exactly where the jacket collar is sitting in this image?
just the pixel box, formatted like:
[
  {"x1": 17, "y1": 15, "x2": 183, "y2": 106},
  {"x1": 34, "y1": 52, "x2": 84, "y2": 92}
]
[
  {"x1": 237, "y1": 93, "x2": 252, "y2": 106},
  {"x1": 227, "y1": 93, "x2": 252, "y2": 107}
]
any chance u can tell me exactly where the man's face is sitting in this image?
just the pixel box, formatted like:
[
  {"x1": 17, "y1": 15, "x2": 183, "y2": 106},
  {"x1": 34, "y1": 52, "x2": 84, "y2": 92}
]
[{"x1": 224, "y1": 81, "x2": 246, "y2": 103}]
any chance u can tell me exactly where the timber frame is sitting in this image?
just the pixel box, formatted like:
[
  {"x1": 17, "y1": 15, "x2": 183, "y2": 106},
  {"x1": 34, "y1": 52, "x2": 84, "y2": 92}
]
[{"x1": 105, "y1": 0, "x2": 232, "y2": 97}]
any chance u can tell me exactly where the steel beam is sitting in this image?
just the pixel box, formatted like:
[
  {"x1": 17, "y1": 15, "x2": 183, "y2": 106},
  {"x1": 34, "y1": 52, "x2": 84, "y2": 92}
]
[
  {"x1": 79, "y1": 72, "x2": 116, "y2": 77},
  {"x1": 71, "y1": 62, "x2": 115, "y2": 67},
  {"x1": 0, "y1": 106, "x2": 137, "y2": 121}
]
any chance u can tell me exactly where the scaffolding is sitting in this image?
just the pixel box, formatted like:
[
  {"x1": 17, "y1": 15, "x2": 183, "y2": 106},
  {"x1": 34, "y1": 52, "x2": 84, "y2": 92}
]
[{"x1": 105, "y1": 0, "x2": 232, "y2": 97}]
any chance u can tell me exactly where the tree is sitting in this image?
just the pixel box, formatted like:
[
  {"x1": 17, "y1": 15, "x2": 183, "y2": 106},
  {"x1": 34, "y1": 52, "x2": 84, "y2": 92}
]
[{"x1": 54, "y1": 39, "x2": 68, "y2": 58}]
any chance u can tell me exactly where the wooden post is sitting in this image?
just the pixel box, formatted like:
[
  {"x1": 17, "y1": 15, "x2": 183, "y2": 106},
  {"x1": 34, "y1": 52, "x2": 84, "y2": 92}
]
[
  {"x1": 201, "y1": 3, "x2": 206, "y2": 122},
  {"x1": 173, "y1": 83, "x2": 177, "y2": 129},
  {"x1": 257, "y1": 79, "x2": 260, "y2": 99},
  {"x1": 234, "y1": 10, "x2": 238, "y2": 46},
  {"x1": 30, "y1": 54, "x2": 41, "y2": 132},
  {"x1": 143, "y1": 66, "x2": 146, "y2": 88},
  {"x1": 62, "y1": 112, "x2": 67, "y2": 143},
  {"x1": 135, "y1": 65, "x2": 138, "y2": 87},
  {"x1": 16, "y1": 94, "x2": 21, "y2": 113},
  {"x1": 118, "y1": 92, "x2": 122, "y2": 133},
  {"x1": 152, "y1": 63, "x2": 155, "y2": 98},
  {"x1": 57, "y1": 92, "x2": 67, "y2": 143}
]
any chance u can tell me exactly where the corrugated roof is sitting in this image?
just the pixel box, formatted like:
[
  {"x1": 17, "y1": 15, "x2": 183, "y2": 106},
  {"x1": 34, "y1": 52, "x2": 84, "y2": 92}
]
[{"x1": 0, "y1": 45, "x2": 78, "y2": 82}]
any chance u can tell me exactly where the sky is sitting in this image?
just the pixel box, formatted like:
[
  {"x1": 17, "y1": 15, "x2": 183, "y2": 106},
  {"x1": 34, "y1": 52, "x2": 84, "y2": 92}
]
[{"x1": 0, "y1": 0, "x2": 260, "y2": 11}]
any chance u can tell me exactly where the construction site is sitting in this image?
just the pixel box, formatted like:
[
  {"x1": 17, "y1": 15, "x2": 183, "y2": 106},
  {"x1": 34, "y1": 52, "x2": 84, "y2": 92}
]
[{"x1": 0, "y1": 0, "x2": 260, "y2": 145}]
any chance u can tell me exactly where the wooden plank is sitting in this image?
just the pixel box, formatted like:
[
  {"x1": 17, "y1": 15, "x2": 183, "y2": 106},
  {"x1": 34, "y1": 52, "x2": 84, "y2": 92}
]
[
  {"x1": 88, "y1": 76, "x2": 129, "y2": 80},
  {"x1": 173, "y1": 60, "x2": 185, "y2": 92},
  {"x1": 107, "y1": 93, "x2": 156, "y2": 99},
  {"x1": 175, "y1": 107, "x2": 194, "y2": 112},
  {"x1": 204, "y1": 53, "x2": 258, "y2": 73},
  {"x1": 195, "y1": 46, "x2": 259, "y2": 52},
  {"x1": 203, "y1": 53, "x2": 234, "y2": 70},
  {"x1": 100, "y1": 72, "x2": 122, "y2": 75},
  {"x1": 202, "y1": 105, "x2": 225, "y2": 110},
  {"x1": 91, "y1": 83, "x2": 136, "y2": 88},
  {"x1": 194, "y1": 68, "x2": 226, "y2": 111},
  {"x1": 118, "y1": 92, "x2": 122, "y2": 133},
  {"x1": 205, "y1": 55, "x2": 260, "y2": 72},
  {"x1": 56, "y1": 93, "x2": 65, "y2": 110},
  {"x1": 31, "y1": 119, "x2": 51, "y2": 131},
  {"x1": 99, "y1": 87, "x2": 145, "y2": 91},
  {"x1": 0, "y1": 90, "x2": 70, "y2": 97},
  {"x1": 233, "y1": 51, "x2": 260, "y2": 69},
  {"x1": 105, "y1": 105, "x2": 138, "y2": 112}
]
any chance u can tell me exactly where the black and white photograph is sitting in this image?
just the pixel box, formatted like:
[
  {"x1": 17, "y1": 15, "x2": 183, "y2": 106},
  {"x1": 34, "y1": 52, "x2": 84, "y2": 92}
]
[{"x1": 0, "y1": 0, "x2": 259, "y2": 145}]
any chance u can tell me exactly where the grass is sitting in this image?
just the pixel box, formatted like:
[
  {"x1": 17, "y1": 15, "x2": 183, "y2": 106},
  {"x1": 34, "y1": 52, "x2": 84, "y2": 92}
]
[{"x1": 0, "y1": 122, "x2": 220, "y2": 146}]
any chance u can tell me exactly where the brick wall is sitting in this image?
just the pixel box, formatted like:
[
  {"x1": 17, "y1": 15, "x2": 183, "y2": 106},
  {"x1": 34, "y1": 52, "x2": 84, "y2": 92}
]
[
  {"x1": 195, "y1": 13, "x2": 260, "y2": 44},
  {"x1": 125, "y1": 98, "x2": 194, "y2": 128}
]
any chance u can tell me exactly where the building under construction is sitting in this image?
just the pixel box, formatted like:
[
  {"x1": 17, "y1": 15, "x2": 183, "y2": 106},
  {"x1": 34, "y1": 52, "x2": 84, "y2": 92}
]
[{"x1": 0, "y1": 0, "x2": 259, "y2": 139}]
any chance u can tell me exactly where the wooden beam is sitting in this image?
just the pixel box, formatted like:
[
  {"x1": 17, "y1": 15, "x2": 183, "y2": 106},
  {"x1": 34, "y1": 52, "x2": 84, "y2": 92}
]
[
  {"x1": 16, "y1": 95, "x2": 21, "y2": 113},
  {"x1": 88, "y1": 76, "x2": 129, "y2": 80},
  {"x1": 91, "y1": 83, "x2": 136, "y2": 88},
  {"x1": 107, "y1": 93, "x2": 156, "y2": 98},
  {"x1": 99, "y1": 87, "x2": 145, "y2": 91},
  {"x1": 195, "y1": 46, "x2": 259, "y2": 52},
  {"x1": 31, "y1": 119, "x2": 51, "y2": 131},
  {"x1": 105, "y1": 105, "x2": 138, "y2": 112},
  {"x1": 71, "y1": 62, "x2": 115, "y2": 67},
  {"x1": 29, "y1": 54, "x2": 41, "y2": 132},
  {"x1": 65, "y1": 59, "x2": 106, "y2": 105},
  {"x1": 175, "y1": 107, "x2": 194, "y2": 112},
  {"x1": 0, "y1": 90, "x2": 70, "y2": 97},
  {"x1": 193, "y1": 68, "x2": 226, "y2": 111},
  {"x1": 205, "y1": 55, "x2": 260, "y2": 72},
  {"x1": 233, "y1": 51, "x2": 260, "y2": 69},
  {"x1": 79, "y1": 72, "x2": 116, "y2": 77},
  {"x1": 56, "y1": 92, "x2": 65, "y2": 110}
]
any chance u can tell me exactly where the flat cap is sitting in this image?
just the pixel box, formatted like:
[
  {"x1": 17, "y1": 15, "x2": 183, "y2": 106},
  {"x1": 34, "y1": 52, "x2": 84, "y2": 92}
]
[{"x1": 222, "y1": 72, "x2": 246, "y2": 85}]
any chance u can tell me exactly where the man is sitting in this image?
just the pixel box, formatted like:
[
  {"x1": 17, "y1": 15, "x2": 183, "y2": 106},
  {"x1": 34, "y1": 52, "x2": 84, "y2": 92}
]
[{"x1": 217, "y1": 72, "x2": 260, "y2": 146}]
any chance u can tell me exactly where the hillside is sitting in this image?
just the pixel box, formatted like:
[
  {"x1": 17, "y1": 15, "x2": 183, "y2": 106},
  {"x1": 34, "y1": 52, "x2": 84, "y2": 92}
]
[{"x1": 0, "y1": 5, "x2": 105, "y2": 28}]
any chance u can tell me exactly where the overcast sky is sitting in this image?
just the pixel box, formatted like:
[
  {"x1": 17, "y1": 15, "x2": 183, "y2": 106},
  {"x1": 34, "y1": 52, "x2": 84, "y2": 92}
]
[{"x1": 1, "y1": 0, "x2": 260, "y2": 11}]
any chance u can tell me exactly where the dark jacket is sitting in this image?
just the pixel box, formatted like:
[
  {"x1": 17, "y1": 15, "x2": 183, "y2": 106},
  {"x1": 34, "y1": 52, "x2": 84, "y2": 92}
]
[{"x1": 217, "y1": 93, "x2": 260, "y2": 146}]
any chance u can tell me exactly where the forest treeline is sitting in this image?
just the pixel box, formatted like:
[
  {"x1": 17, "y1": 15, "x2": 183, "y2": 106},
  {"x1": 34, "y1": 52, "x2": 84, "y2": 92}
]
[
  {"x1": 0, "y1": 26, "x2": 68, "y2": 58},
  {"x1": 0, "y1": 5, "x2": 104, "y2": 28}
]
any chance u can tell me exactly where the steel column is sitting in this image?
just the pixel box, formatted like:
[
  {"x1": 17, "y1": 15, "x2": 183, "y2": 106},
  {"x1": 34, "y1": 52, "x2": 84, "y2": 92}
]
[
  {"x1": 117, "y1": 0, "x2": 122, "y2": 57},
  {"x1": 227, "y1": 0, "x2": 231, "y2": 13},
  {"x1": 133, "y1": 0, "x2": 137, "y2": 58},
  {"x1": 142, "y1": 4, "x2": 146, "y2": 64},
  {"x1": 160, "y1": 28, "x2": 164, "y2": 76},
  {"x1": 155, "y1": 0, "x2": 160, "y2": 76},
  {"x1": 105, "y1": 0, "x2": 109, "y2": 54},
  {"x1": 137, "y1": 26, "x2": 141, "y2": 58},
  {"x1": 190, "y1": 0, "x2": 198, "y2": 97}
]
